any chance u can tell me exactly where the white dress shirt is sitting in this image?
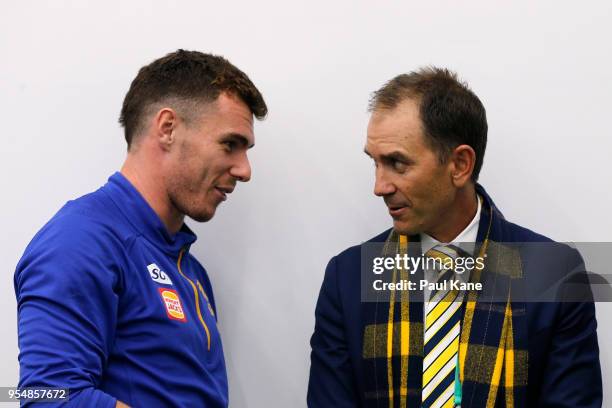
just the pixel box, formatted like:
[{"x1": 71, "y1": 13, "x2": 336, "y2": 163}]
[{"x1": 419, "y1": 195, "x2": 482, "y2": 303}]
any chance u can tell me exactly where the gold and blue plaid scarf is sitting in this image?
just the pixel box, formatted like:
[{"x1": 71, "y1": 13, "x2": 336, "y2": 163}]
[{"x1": 361, "y1": 203, "x2": 527, "y2": 407}]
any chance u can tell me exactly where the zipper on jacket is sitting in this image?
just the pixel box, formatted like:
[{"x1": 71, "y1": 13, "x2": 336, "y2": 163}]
[{"x1": 176, "y1": 248, "x2": 211, "y2": 351}]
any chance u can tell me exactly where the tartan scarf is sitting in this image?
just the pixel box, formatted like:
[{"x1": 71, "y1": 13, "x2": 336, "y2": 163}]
[{"x1": 361, "y1": 197, "x2": 528, "y2": 408}]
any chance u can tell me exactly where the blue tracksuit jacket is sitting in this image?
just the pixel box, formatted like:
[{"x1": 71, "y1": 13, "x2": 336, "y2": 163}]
[{"x1": 15, "y1": 172, "x2": 228, "y2": 407}]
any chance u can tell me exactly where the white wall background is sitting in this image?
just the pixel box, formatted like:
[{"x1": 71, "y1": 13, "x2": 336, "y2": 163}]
[{"x1": 1, "y1": 1, "x2": 611, "y2": 406}]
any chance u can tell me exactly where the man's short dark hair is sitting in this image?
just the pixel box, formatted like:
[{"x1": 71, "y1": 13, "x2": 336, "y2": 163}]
[
  {"x1": 369, "y1": 67, "x2": 487, "y2": 181},
  {"x1": 119, "y1": 49, "x2": 267, "y2": 149}
]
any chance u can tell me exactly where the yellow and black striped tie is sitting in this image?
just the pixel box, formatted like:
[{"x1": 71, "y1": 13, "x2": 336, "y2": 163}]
[{"x1": 422, "y1": 245, "x2": 465, "y2": 408}]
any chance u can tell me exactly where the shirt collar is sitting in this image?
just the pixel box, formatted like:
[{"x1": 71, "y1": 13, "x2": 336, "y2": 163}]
[
  {"x1": 420, "y1": 195, "x2": 482, "y2": 255},
  {"x1": 102, "y1": 172, "x2": 197, "y2": 254}
]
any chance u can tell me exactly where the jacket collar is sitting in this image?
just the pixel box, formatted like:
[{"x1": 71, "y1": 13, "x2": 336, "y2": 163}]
[
  {"x1": 475, "y1": 183, "x2": 506, "y2": 244},
  {"x1": 102, "y1": 172, "x2": 197, "y2": 254}
]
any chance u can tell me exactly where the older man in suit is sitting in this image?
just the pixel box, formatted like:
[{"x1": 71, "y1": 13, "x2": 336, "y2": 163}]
[{"x1": 307, "y1": 68, "x2": 602, "y2": 407}]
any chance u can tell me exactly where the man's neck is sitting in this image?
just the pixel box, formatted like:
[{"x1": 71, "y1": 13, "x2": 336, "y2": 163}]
[
  {"x1": 120, "y1": 156, "x2": 184, "y2": 235},
  {"x1": 425, "y1": 184, "x2": 479, "y2": 243}
]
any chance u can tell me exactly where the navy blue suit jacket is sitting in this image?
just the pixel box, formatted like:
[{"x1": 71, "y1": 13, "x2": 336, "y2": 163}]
[{"x1": 308, "y1": 187, "x2": 602, "y2": 407}]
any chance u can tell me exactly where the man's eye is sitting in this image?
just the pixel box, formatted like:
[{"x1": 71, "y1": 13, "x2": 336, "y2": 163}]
[
  {"x1": 392, "y1": 159, "x2": 407, "y2": 172},
  {"x1": 223, "y1": 141, "x2": 235, "y2": 151}
]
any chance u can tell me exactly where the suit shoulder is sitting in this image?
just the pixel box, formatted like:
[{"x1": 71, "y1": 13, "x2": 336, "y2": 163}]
[
  {"x1": 502, "y1": 219, "x2": 554, "y2": 243},
  {"x1": 332, "y1": 229, "x2": 392, "y2": 268},
  {"x1": 500, "y1": 219, "x2": 582, "y2": 266}
]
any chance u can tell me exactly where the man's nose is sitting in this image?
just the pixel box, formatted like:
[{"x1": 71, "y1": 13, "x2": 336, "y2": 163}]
[
  {"x1": 373, "y1": 167, "x2": 395, "y2": 197},
  {"x1": 230, "y1": 154, "x2": 252, "y2": 182}
]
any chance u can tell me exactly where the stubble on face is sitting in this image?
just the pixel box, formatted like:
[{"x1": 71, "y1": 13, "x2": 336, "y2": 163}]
[
  {"x1": 167, "y1": 140, "x2": 216, "y2": 223},
  {"x1": 163, "y1": 93, "x2": 254, "y2": 226}
]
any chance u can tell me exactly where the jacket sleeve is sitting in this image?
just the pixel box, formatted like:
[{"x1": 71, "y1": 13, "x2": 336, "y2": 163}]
[
  {"x1": 307, "y1": 256, "x2": 359, "y2": 408},
  {"x1": 14, "y1": 219, "x2": 120, "y2": 408},
  {"x1": 537, "y1": 248, "x2": 603, "y2": 407}
]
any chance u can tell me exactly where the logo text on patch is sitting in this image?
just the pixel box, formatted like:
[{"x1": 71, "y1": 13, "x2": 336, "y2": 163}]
[
  {"x1": 158, "y1": 288, "x2": 187, "y2": 322},
  {"x1": 147, "y1": 263, "x2": 173, "y2": 285}
]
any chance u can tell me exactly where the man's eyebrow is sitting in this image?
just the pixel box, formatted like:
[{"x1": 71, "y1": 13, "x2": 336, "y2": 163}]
[
  {"x1": 223, "y1": 133, "x2": 254, "y2": 149},
  {"x1": 364, "y1": 149, "x2": 412, "y2": 162},
  {"x1": 383, "y1": 151, "x2": 411, "y2": 161}
]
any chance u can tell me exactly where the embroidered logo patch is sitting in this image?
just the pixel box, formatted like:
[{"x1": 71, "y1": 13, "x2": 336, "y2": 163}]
[
  {"x1": 147, "y1": 263, "x2": 173, "y2": 285},
  {"x1": 158, "y1": 288, "x2": 187, "y2": 322}
]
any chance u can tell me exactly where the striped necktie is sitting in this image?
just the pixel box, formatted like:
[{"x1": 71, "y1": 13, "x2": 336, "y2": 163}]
[{"x1": 422, "y1": 244, "x2": 466, "y2": 408}]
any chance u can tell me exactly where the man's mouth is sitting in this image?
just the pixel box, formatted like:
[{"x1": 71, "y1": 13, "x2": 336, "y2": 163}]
[
  {"x1": 387, "y1": 204, "x2": 408, "y2": 217},
  {"x1": 214, "y1": 186, "x2": 234, "y2": 201}
]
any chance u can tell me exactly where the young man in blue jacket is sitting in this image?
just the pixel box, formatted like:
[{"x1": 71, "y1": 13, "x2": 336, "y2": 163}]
[
  {"x1": 15, "y1": 49, "x2": 267, "y2": 407},
  {"x1": 308, "y1": 68, "x2": 602, "y2": 407}
]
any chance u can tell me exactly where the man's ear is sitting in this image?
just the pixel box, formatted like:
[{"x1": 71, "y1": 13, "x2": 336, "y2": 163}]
[
  {"x1": 449, "y1": 144, "x2": 476, "y2": 187},
  {"x1": 154, "y1": 108, "x2": 178, "y2": 151}
]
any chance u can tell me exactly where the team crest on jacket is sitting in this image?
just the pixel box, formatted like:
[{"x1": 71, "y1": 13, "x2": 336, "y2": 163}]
[{"x1": 158, "y1": 288, "x2": 187, "y2": 322}]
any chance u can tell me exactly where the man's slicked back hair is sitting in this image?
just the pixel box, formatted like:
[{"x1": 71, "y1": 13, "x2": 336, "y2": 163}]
[
  {"x1": 119, "y1": 49, "x2": 267, "y2": 149},
  {"x1": 369, "y1": 67, "x2": 487, "y2": 181}
]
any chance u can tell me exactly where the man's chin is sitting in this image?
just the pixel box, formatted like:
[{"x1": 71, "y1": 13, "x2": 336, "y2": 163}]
[
  {"x1": 392, "y1": 220, "x2": 420, "y2": 236},
  {"x1": 187, "y1": 208, "x2": 215, "y2": 223}
]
